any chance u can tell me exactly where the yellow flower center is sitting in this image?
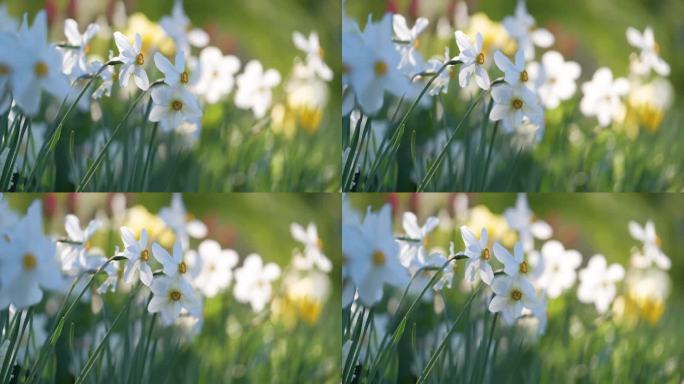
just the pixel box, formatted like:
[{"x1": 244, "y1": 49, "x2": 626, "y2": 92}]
[
  {"x1": 23, "y1": 253, "x2": 37, "y2": 270},
  {"x1": 85, "y1": 240, "x2": 92, "y2": 251},
  {"x1": 372, "y1": 250, "x2": 386, "y2": 266},
  {"x1": 318, "y1": 47, "x2": 325, "y2": 59},
  {"x1": 0, "y1": 63, "x2": 9, "y2": 76},
  {"x1": 512, "y1": 99, "x2": 523, "y2": 110},
  {"x1": 317, "y1": 238, "x2": 323, "y2": 250},
  {"x1": 34, "y1": 61, "x2": 49, "y2": 77},
  {"x1": 135, "y1": 53, "x2": 145, "y2": 66},
  {"x1": 520, "y1": 70, "x2": 528, "y2": 82},
  {"x1": 180, "y1": 71, "x2": 189, "y2": 84},
  {"x1": 374, "y1": 60, "x2": 388, "y2": 76},
  {"x1": 423, "y1": 237, "x2": 429, "y2": 249},
  {"x1": 655, "y1": 236, "x2": 661, "y2": 247},
  {"x1": 511, "y1": 289, "x2": 522, "y2": 301},
  {"x1": 171, "y1": 100, "x2": 183, "y2": 111},
  {"x1": 413, "y1": 38, "x2": 420, "y2": 49},
  {"x1": 169, "y1": 289, "x2": 182, "y2": 301},
  {"x1": 178, "y1": 261, "x2": 187, "y2": 274},
  {"x1": 519, "y1": 261, "x2": 528, "y2": 274},
  {"x1": 140, "y1": 249, "x2": 149, "y2": 262},
  {"x1": 480, "y1": 248, "x2": 490, "y2": 261},
  {"x1": 654, "y1": 42, "x2": 661, "y2": 54},
  {"x1": 84, "y1": 44, "x2": 91, "y2": 54},
  {"x1": 476, "y1": 52, "x2": 485, "y2": 65}
]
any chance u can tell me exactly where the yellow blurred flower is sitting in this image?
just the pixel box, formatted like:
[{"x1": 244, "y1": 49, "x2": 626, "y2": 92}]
[
  {"x1": 285, "y1": 62, "x2": 330, "y2": 134},
  {"x1": 124, "y1": 13, "x2": 175, "y2": 56},
  {"x1": 271, "y1": 103, "x2": 297, "y2": 139},
  {"x1": 466, "y1": 205, "x2": 517, "y2": 248},
  {"x1": 465, "y1": 13, "x2": 516, "y2": 58},
  {"x1": 123, "y1": 205, "x2": 175, "y2": 248},
  {"x1": 271, "y1": 269, "x2": 330, "y2": 328},
  {"x1": 625, "y1": 78, "x2": 673, "y2": 137},
  {"x1": 613, "y1": 268, "x2": 670, "y2": 325}
]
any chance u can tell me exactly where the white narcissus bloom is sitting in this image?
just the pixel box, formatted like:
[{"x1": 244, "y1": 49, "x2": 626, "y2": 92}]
[
  {"x1": 154, "y1": 51, "x2": 194, "y2": 87},
  {"x1": 493, "y1": 241, "x2": 530, "y2": 278},
  {"x1": 527, "y1": 51, "x2": 581, "y2": 109},
  {"x1": 503, "y1": 193, "x2": 552, "y2": 252},
  {"x1": 345, "y1": 13, "x2": 409, "y2": 115},
  {"x1": 488, "y1": 274, "x2": 539, "y2": 325},
  {"x1": 193, "y1": 47, "x2": 240, "y2": 104},
  {"x1": 392, "y1": 14, "x2": 429, "y2": 70},
  {"x1": 290, "y1": 222, "x2": 332, "y2": 272},
  {"x1": 58, "y1": 214, "x2": 102, "y2": 275},
  {"x1": 577, "y1": 254, "x2": 625, "y2": 313},
  {"x1": 461, "y1": 226, "x2": 494, "y2": 285},
  {"x1": 233, "y1": 254, "x2": 281, "y2": 312},
  {"x1": 158, "y1": 193, "x2": 207, "y2": 249},
  {"x1": 149, "y1": 84, "x2": 202, "y2": 132},
  {"x1": 91, "y1": 53, "x2": 116, "y2": 99},
  {"x1": 502, "y1": 0, "x2": 554, "y2": 61},
  {"x1": 535, "y1": 240, "x2": 582, "y2": 298},
  {"x1": 399, "y1": 212, "x2": 439, "y2": 268},
  {"x1": 425, "y1": 47, "x2": 457, "y2": 96},
  {"x1": 148, "y1": 275, "x2": 201, "y2": 326},
  {"x1": 344, "y1": 204, "x2": 410, "y2": 306},
  {"x1": 628, "y1": 220, "x2": 670, "y2": 270},
  {"x1": 489, "y1": 83, "x2": 543, "y2": 133},
  {"x1": 9, "y1": 11, "x2": 70, "y2": 117},
  {"x1": 61, "y1": 18, "x2": 99, "y2": 76},
  {"x1": 293, "y1": 31, "x2": 333, "y2": 81},
  {"x1": 159, "y1": 0, "x2": 209, "y2": 54},
  {"x1": 152, "y1": 240, "x2": 192, "y2": 278},
  {"x1": 192, "y1": 240, "x2": 238, "y2": 298},
  {"x1": 580, "y1": 67, "x2": 629, "y2": 127},
  {"x1": 626, "y1": 26, "x2": 670, "y2": 76},
  {"x1": 120, "y1": 227, "x2": 153, "y2": 287},
  {"x1": 234, "y1": 60, "x2": 281, "y2": 118},
  {"x1": 455, "y1": 31, "x2": 490, "y2": 90},
  {"x1": 113, "y1": 31, "x2": 149, "y2": 91},
  {"x1": 494, "y1": 48, "x2": 532, "y2": 89},
  {"x1": 408, "y1": 251, "x2": 453, "y2": 298},
  {"x1": 0, "y1": 201, "x2": 63, "y2": 310}
]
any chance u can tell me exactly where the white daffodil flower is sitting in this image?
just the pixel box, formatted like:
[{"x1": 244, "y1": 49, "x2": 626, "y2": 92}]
[
  {"x1": 503, "y1": 194, "x2": 552, "y2": 252},
  {"x1": 392, "y1": 14, "x2": 429, "y2": 70},
  {"x1": 461, "y1": 226, "x2": 494, "y2": 285},
  {"x1": 534, "y1": 240, "x2": 582, "y2": 298},
  {"x1": 96, "y1": 252, "x2": 120, "y2": 295},
  {"x1": 193, "y1": 46, "x2": 240, "y2": 104},
  {"x1": 344, "y1": 13, "x2": 409, "y2": 115},
  {"x1": 399, "y1": 212, "x2": 439, "y2": 268},
  {"x1": 159, "y1": 0, "x2": 209, "y2": 54},
  {"x1": 293, "y1": 31, "x2": 333, "y2": 81},
  {"x1": 489, "y1": 83, "x2": 543, "y2": 133},
  {"x1": 527, "y1": 51, "x2": 581, "y2": 109},
  {"x1": 152, "y1": 240, "x2": 193, "y2": 278},
  {"x1": 61, "y1": 18, "x2": 99, "y2": 76},
  {"x1": 119, "y1": 227, "x2": 153, "y2": 287},
  {"x1": 488, "y1": 274, "x2": 539, "y2": 325},
  {"x1": 149, "y1": 84, "x2": 202, "y2": 132},
  {"x1": 425, "y1": 47, "x2": 458, "y2": 96},
  {"x1": 233, "y1": 254, "x2": 281, "y2": 312},
  {"x1": 113, "y1": 31, "x2": 150, "y2": 91},
  {"x1": 580, "y1": 67, "x2": 629, "y2": 127},
  {"x1": 91, "y1": 52, "x2": 116, "y2": 99},
  {"x1": 290, "y1": 222, "x2": 332, "y2": 272},
  {"x1": 191, "y1": 240, "x2": 238, "y2": 298},
  {"x1": 9, "y1": 11, "x2": 70, "y2": 117},
  {"x1": 502, "y1": 0, "x2": 554, "y2": 60},
  {"x1": 148, "y1": 275, "x2": 201, "y2": 326},
  {"x1": 455, "y1": 31, "x2": 490, "y2": 90},
  {"x1": 58, "y1": 214, "x2": 102, "y2": 275},
  {"x1": 408, "y1": 251, "x2": 453, "y2": 299},
  {"x1": 0, "y1": 201, "x2": 63, "y2": 310},
  {"x1": 628, "y1": 220, "x2": 670, "y2": 270},
  {"x1": 234, "y1": 60, "x2": 281, "y2": 118},
  {"x1": 493, "y1": 241, "x2": 530, "y2": 278},
  {"x1": 494, "y1": 48, "x2": 532, "y2": 89},
  {"x1": 154, "y1": 50, "x2": 195, "y2": 87},
  {"x1": 626, "y1": 26, "x2": 670, "y2": 76},
  {"x1": 158, "y1": 193, "x2": 207, "y2": 248},
  {"x1": 577, "y1": 254, "x2": 624, "y2": 313}
]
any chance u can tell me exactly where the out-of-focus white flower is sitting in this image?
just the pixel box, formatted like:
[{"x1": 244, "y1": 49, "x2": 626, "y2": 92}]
[
  {"x1": 0, "y1": 201, "x2": 63, "y2": 310},
  {"x1": 344, "y1": 13, "x2": 409, "y2": 115},
  {"x1": 148, "y1": 275, "x2": 201, "y2": 326},
  {"x1": 493, "y1": 241, "x2": 530, "y2": 278},
  {"x1": 455, "y1": 31, "x2": 490, "y2": 90},
  {"x1": 578, "y1": 254, "x2": 624, "y2": 313},
  {"x1": 233, "y1": 254, "x2": 281, "y2": 312},
  {"x1": 119, "y1": 227, "x2": 153, "y2": 287},
  {"x1": 149, "y1": 84, "x2": 202, "y2": 132},
  {"x1": 58, "y1": 214, "x2": 102, "y2": 275},
  {"x1": 293, "y1": 31, "x2": 333, "y2": 81},
  {"x1": 91, "y1": 53, "x2": 116, "y2": 99},
  {"x1": 527, "y1": 51, "x2": 581, "y2": 109},
  {"x1": 61, "y1": 18, "x2": 99, "y2": 76},
  {"x1": 407, "y1": 251, "x2": 452, "y2": 299},
  {"x1": 191, "y1": 240, "x2": 238, "y2": 298},
  {"x1": 344, "y1": 204, "x2": 410, "y2": 306},
  {"x1": 626, "y1": 26, "x2": 669, "y2": 76},
  {"x1": 628, "y1": 220, "x2": 670, "y2": 270},
  {"x1": 534, "y1": 240, "x2": 582, "y2": 298},
  {"x1": 503, "y1": 194, "x2": 552, "y2": 252},
  {"x1": 489, "y1": 83, "x2": 543, "y2": 133},
  {"x1": 159, "y1": 0, "x2": 209, "y2": 54},
  {"x1": 234, "y1": 60, "x2": 281, "y2": 118},
  {"x1": 424, "y1": 47, "x2": 457, "y2": 96},
  {"x1": 393, "y1": 14, "x2": 429, "y2": 70},
  {"x1": 494, "y1": 48, "x2": 532, "y2": 88},
  {"x1": 154, "y1": 51, "x2": 195, "y2": 87},
  {"x1": 461, "y1": 226, "x2": 494, "y2": 285},
  {"x1": 96, "y1": 253, "x2": 120, "y2": 295},
  {"x1": 113, "y1": 31, "x2": 149, "y2": 91},
  {"x1": 290, "y1": 222, "x2": 332, "y2": 272},
  {"x1": 193, "y1": 46, "x2": 240, "y2": 104},
  {"x1": 152, "y1": 240, "x2": 193, "y2": 278},
  {"x1": 488, "y1": 274, "x2": 539, "y2": 325},
  {"x1": 158, "y1": 193, "x2": 207, "y2": 248},
  {"x1": 399, "y1": 212, "x2": 439, "y2": 268},
  {"x1": 580, "y1": 67, "x2": 629, "y2": 127},
  {"x1": 9, "y1": 11, "x2": 70, "y2": 116},
  {"x1": 502, "y1": 0, "x2": 554, "y2": 60}
]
